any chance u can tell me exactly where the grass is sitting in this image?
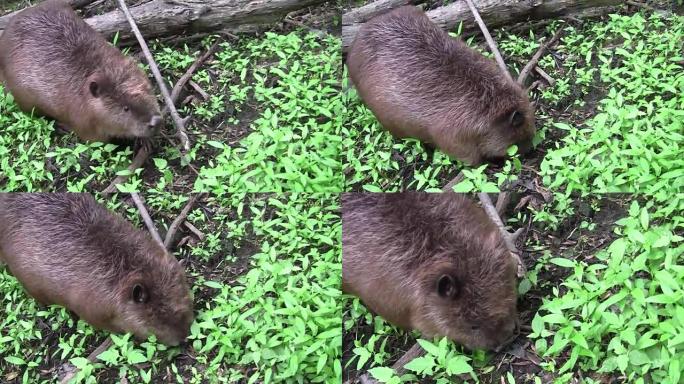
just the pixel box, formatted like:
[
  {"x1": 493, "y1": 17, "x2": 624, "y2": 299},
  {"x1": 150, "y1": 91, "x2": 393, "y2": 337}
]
[
  {"x1": 0, "y1": 193, "x2": 342, "y2": 383},
  {"x1": 0, "y1": 30, "x2": 342, "y2": 193},
  {"x1": 343, "y1": 7, "x2": 684, "y2": 383}
]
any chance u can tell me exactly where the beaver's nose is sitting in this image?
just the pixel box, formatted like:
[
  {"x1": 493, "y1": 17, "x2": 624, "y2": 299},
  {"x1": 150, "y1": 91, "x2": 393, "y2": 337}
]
[
  {"x1": 149, "y1": 115, "x2": 163, "y2": 129},
  {"x1": 516, "y1": 138, "x2": 533, "y2": 155},
  {"x1": 493, "y1": 319, "x2": 521, "y2": 353}
]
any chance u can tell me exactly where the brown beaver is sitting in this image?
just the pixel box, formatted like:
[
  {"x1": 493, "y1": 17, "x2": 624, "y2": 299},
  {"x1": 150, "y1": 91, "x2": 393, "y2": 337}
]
[
  {"x1": 0, "y1": 193, "x2": 193, "y2": 346},
  {"x1": 342, "y1": 192, "x2": 519, "y2": 351},
  {"x1": 0, "y1": 0, "x2": 163, "y2": 142},
  {"x1": 346, "y1": 6, "x2": 536, "y2": 166}
]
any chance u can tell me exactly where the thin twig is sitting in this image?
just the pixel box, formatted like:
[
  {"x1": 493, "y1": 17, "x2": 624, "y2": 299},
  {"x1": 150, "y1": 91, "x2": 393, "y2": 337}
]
[
  {"x1": 517, "y1": 28, "x2": 563, "y2": 84},
  {"x1": 478, "y1": 192, "x2": 525, "y2": 277},
  {"x1": 534, "y1": 66, "x2": 555, "y2": 85},
  {"x1": 464, "y1": 0, "x2": 512, "y2": 81},
  {"x1": 441, "y1": 171, "x2": 464, "y2": 192},
  {"x1": 495, "y1": 191, "x2": 511, "y2": 217},
  {"x1": 164, "y1": 193, "x2": 205, "y2": 249},
  {"x1": 101, "y1": 142, "x2": 151, "y2": 194},
  {"x1": 188, "y1": 80, "x2": 210, "y2": 101},
  {"x1": 59, "y1": 337, "x2": 113, "y2": 384},
  {"x1": 168, "y1": 40, "x2": 222, "y2": 107},
  {"x1": 130, "y1": 192, "x2": 165, "y2": 247},
  {"x1": 184, "y1": 221, "x2": 205, "y2": 240},
  {"x1": 114, "y1": 0, "x2": 190, "y2": 151}
]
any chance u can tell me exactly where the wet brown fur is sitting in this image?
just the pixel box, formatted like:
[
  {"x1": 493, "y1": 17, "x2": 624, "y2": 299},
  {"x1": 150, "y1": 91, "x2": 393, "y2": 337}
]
[
  {"x1": 346, "y1": 6, "x2": 536, "y2": 165},
  {"x1": 0, "y1": 0, "x2": 162, "y2": 142},
  {"x1": 342, "y1": 193, "x2": 519, "y2": 351},
  {"x1": 0, "y1": 193, "x2": 193, "y2": 346}
]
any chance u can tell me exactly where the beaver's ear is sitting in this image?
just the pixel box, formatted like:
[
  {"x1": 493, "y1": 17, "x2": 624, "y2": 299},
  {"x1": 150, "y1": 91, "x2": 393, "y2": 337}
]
[
  {"x1": 508, "y1": 110, "x2": 525, "y2": 128},
  {"x1": 436, "y1": 274, "x2": 459, "y2": 299}
]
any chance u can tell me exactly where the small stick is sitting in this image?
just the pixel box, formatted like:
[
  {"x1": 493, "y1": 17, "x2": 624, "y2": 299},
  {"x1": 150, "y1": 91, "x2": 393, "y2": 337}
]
[
  {"x1": 101, "y1": 142, "x2": 150, "y2": 194},
  {"x1": 164, "y1": 193, "x2": 205, "y2": 249},
  {"x1": 114, "y1": 0, "x2": 190, "y2": 151},
  {"x1": 441, "y1": 171, "x2": 464, "y2": 192},
  {"x1": 464, "y1": 0, "x2": 512, "y2": 81},
  {"x1": 59, "y1": 337, "x2": 113, "y2": 384},
  {"x1": 495, "y1": 191, "x2": 511, "y2": 217},
  {"x1": 478, "y1": 192, "x2": 525, "y2": 277},
  {"x1": 188, "y1": 80, "x2": 210, "y2": 101},
  {"x1": 184, "y1": 221, "x2": 205, "y2": 240},
  {"x1": 389, "y1": 343, "x2": 426, "y2": 376},
  {"x1": 168, "y1": 40, "x2": 222, "y2": 108},
  {"x1": 517, "y1": 28, "x2": 563, "y2": 84},
  {"x1": 130, "y1": 192, "x2": 164, "y2": 247},
  {"x1": 534, "y1": 67, "x2": 555, "y2": 85}
]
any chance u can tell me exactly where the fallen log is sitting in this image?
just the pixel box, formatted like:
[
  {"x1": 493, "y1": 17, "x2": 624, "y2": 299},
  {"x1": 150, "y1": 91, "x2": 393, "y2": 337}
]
[
  {"x1": 0, "y1": 0, "x2": 327, "y2": 39},
  {"x1": 342, "y1": 0, "x2": 624, "y2": 52}
]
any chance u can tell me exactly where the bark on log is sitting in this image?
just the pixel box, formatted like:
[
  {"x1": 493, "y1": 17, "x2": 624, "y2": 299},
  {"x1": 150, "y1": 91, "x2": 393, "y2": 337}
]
[
  {"x1": 1, "y1": 0, "x2": 327, "y2": 39},
  {"x1": 342, "y1": 0, "x2": 624, "y2": 52}
]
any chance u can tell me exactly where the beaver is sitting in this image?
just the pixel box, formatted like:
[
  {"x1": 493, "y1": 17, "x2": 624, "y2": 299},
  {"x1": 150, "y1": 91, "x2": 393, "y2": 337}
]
[
  {"x1": 346, "y1": 6, "x2": 536, "y2": 166},
  {"x1": 0, "y1": 0, "x2": 162, "y2": 142},
  {"x1": 0, "y1": 193, "x2": 193, "y2": 346},
  {"x1": 342, "y1": 192, "x2": 519, "y2": 351}
]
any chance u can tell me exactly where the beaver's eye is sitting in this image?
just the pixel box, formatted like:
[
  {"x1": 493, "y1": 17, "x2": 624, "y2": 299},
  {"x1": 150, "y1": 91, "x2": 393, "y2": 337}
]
[{"x1": 124, "y1": 105, "x2": 130, "y2": 112}]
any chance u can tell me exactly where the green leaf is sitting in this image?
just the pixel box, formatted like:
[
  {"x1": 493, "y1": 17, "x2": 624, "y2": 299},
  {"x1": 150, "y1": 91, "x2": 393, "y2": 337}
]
[
  {"x1": 628, "y1": 350, "x2": 650, "y2": 366},
  {"x1": 127, "y1": 350, "x2": 148, "y2": 364},
  {"x1": 4, "y1": 356, "x2": 26, "y2": 366},
  {"x1": 639, "y1": 208, "x2": 649, "y2": 230},
  {"x1": 446, "y1": 356, "x2": 473, "y2": 375},
  {"x1": 608, "y1": 238, "x2": 626, "y2": 264},
  {"x1": 416, "y1": 339, "x2": 439, "y2": 357},
  {"x1": 204, "y1": 281, "x2": 224, "y2": 289},
  {"x1": 549, "y1": 258, "x2": 575, "y2": 268},
  {"x1": 403, "y1": 356, "x2": 435, "y2": 374},
  {"x1": 368, "y1": 367, "x2": 396, "y2": 382},
  {"x1": 452, "y1": 180, "x2": 474, "y2": 193},
  {"x1": 669, "y1": 359, "x2": 681, "y2": 384},
  {"x1": 362, "y1": 185, "x2": 383, "y2": 192}
]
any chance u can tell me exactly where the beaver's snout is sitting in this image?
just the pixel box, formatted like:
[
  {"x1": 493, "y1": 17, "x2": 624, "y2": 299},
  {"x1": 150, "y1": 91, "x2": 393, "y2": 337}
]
[{"x1": 149, "y1": 115, "x2": 162, "y2": 129}]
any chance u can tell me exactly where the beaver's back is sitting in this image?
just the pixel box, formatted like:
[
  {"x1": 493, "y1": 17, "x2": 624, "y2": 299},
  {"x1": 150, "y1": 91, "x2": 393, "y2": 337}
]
[
  {"x1": 0, "y1": 0, "x2": 117, "y2": 100},
  {"x1": 347, "y1": 6, "x2": 536, "y2": 165},
  {"x1": 0, "y1": 193, "x2": 194, "y2": 346},
  {"x1": 0, "y1": 194, "x2": 147, "y2": 295},
  {"x1": 341, "y1": 192, "x2": 519, "y2": 350}
]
